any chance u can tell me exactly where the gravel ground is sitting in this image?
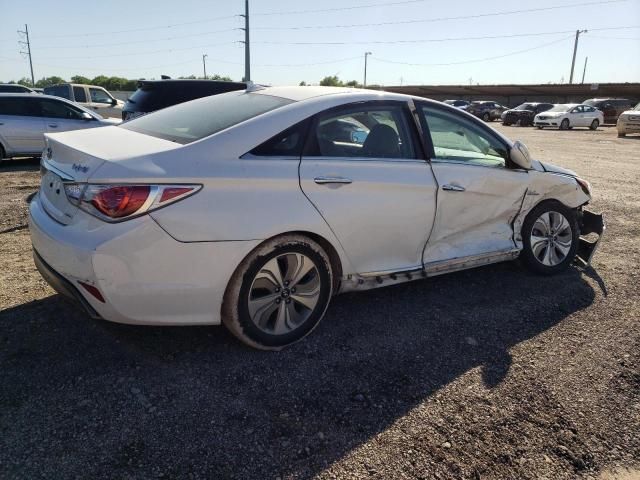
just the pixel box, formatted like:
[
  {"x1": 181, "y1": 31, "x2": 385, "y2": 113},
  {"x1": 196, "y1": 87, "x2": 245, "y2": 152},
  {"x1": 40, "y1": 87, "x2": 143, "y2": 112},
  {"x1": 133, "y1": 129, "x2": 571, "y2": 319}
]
[{"x1": 0, "y1": 125, "x2": 639, "y2": 480}]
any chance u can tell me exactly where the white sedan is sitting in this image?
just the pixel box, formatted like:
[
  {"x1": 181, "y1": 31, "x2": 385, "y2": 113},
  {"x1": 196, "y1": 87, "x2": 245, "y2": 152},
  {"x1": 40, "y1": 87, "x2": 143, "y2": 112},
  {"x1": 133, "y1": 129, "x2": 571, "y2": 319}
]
[
  {"x1": 534, "y1": 103, "x2": 603, "y2": 130},
  {"x1": 29, "y1": 86, "x2": 604, "y2": 349}
]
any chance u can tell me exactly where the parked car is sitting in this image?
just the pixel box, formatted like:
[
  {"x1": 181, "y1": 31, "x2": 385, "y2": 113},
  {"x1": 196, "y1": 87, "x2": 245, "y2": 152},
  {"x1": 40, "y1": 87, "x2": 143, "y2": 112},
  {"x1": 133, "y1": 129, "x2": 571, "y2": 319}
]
[
  {"x1": 43, "y1": 83, "x2": 124, "y2": 118},
  {"x1": 122, "y1": 79, "x2": 246, "y2": 121},
  {"x1": 0, "y1": 93, "x2": 119, "y2": 160},
  {"x1": 616, "y1": 102, "x2": 640, "y2": 137},
  {"x1": 502, "y1": 102, "x2": 554, "y2": 126},
  {"x1": 0, "y1": 84, "x2": 35, "y2": 94},
  {"x1": 534, "y1": 104, "x2": 603, "y2": 130},
  {"x1": 30, "y1": 86, "x2": 603, "y2": 350},
  {"x1": 443, "y1": 99, "x2": 470, "y2": 110},
  {"x1": 466, "y1": 101, "x2": 508, "y2": 122},
  {"x1": 582, "y1": 98, "x2": 634, "y2": 124}
]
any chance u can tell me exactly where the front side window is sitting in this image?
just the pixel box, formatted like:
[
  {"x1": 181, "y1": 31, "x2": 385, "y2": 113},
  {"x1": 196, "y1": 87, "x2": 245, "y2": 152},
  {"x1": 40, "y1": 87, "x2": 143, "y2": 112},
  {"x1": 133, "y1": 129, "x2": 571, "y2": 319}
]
[
  {"x1": 120, "y1": 91, "x2": 293, "y2": 145},
  {"x1": 40, "y1": 99, "x2": 83, "y2": 119},
  {"x1": 73, "y1": 86, "x2": 87, "y2": 103},
  {"x1": 420, "y1": 105, "x2": 508, "y2": 168},
  {"x1": 571, "y1": 106, "x2": 584, "y2": 113},
  {"x1": 90, "y1": 88, "x2": 113, "y2": 104},
  {"x1": 307, "y1": 105, "x2": 415, "y2": 159}
]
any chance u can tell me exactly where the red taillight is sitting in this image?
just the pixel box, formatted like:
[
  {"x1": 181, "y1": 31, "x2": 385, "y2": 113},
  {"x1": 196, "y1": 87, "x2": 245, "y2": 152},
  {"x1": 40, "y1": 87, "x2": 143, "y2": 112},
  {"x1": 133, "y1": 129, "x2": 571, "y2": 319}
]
[
  {"x1": 159, "y1": 187, "x2": 194, "y2": 203},
  {"x1": 91, "y1": 186, "x2": 150, "y2": 218}
]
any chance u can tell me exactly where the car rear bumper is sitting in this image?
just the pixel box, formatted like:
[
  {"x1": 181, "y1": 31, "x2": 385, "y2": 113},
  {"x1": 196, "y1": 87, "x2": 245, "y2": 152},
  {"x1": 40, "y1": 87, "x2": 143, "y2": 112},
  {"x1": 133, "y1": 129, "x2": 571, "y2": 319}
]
[{"x1": 29, "y1": 194, "x2": 261, "y2": 325}]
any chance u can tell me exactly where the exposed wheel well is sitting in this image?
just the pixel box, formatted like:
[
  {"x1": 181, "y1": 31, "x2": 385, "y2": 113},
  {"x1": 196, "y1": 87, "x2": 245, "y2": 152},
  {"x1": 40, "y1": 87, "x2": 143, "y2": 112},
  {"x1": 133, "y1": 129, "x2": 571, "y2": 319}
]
[{"x1": 285, "y1": 231, "x2": 343, "y2": 292}]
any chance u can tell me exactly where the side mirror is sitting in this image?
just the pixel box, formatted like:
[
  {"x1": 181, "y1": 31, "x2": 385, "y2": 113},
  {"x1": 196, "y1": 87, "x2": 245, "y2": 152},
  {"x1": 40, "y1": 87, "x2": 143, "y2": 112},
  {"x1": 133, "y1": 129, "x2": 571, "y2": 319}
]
[
  {"x1": 80, "y1": 112, "x2": 93, "y2": 121},
  {"x1": 111, "y1": 98, "x2": 117, "y2": 106},
  {"x1": 510, "y1": 141, "x2": 532, "y2": 169}
]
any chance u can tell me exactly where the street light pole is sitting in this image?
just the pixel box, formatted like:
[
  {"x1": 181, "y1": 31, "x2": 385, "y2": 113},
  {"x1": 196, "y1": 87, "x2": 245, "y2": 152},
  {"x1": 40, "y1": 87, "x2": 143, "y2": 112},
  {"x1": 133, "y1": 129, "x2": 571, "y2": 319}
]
[
  {"x1": 364, "y1": 51, "x2": 372, "y2": 87},
  {"x1": 581, "y1": 56, "x2": 588, "y2": 84},
  {"x1": 202, "y1": 54, "x2": 208, "y2": 79},
  {"x1": 569, "y1": 29, "x2": 587, "y2": 84}
]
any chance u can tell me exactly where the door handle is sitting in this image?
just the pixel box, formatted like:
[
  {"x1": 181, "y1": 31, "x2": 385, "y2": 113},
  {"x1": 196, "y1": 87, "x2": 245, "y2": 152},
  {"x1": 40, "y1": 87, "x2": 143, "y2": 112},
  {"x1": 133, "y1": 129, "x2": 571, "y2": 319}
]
[
  {"x1": 48, "y1": 124, "x2": 58, "y2": 128},
  {"x1": 314, "y1": 176, "x2": 353, "y2": 185},
  {"x1": 442, "y1": 184, "x2": 465, "y2": 192}
]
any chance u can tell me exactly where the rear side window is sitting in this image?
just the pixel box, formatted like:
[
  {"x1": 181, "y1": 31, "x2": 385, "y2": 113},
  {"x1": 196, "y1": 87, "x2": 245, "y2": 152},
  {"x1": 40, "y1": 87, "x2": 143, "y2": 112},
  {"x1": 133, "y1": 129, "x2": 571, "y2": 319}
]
[
  {"x1": 250, "y1": 120, "x2": 309, "y2": 157},
  {"x1": 40, "y1": 99, "x2": 83, "y2": 119},
  {"x1": 73, "y1": 86, "x2": 87, "y2": 102},
  {"x1": 0, "y1": 97, "x2": 40, "y2": 116},
  {"x1": 44, "y1": 85, "x2": 71, "y2": 99},
  {"x1": 120, "y1": 91, "x2": 293, "y2": 144}
]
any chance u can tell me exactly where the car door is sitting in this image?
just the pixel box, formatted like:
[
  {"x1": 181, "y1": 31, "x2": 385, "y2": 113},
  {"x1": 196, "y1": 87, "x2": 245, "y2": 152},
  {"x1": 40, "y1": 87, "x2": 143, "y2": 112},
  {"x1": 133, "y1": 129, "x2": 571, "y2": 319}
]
[
  {"x1": 0, "y1": 96, "x2": 46, "y2": 155},
  {"x1": 570, "y1": 106, "x2": 588, "y2": 126},
  {"x1": 416, "y1": 103, "x2": 529, "y2": 265},
  {"x1": 40, "y1": 98, "x2": 95, "y2": 134},
  {"x1": 88, "y1": 87, "x2": 117, "y2": 118},
  {"x1": 299, "y1": 101, "x2": 437, "y2": 275}
]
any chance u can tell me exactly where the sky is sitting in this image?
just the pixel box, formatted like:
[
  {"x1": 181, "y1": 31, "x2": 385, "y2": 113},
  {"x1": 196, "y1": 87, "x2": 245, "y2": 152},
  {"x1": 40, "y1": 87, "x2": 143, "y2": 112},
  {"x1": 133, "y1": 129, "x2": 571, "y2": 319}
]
[{"x1": 1, "y1": 0, "x2": 639, "y2": 87}]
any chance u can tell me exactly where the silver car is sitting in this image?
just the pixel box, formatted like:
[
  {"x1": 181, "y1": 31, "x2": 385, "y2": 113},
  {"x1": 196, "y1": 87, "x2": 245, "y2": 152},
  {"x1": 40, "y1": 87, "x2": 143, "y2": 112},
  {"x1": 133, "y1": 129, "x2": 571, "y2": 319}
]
[{"x1": 0, "y1": 93, "x2": 118, "y2": 160}]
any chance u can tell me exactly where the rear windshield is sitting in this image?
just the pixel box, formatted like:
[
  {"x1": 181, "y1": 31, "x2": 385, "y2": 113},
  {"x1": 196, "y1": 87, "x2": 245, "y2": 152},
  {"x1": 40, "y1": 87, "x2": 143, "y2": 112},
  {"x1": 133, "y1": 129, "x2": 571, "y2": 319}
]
[{"x1": 120, "y1": 91, "x2": 293, "y2": 144}]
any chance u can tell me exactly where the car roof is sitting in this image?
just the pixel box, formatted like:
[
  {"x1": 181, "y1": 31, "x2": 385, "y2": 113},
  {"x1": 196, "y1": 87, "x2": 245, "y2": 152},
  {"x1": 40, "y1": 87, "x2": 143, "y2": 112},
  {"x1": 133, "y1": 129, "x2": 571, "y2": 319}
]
[{"x1": 252, "y1": 85, "x2": 419, "y2": 103}]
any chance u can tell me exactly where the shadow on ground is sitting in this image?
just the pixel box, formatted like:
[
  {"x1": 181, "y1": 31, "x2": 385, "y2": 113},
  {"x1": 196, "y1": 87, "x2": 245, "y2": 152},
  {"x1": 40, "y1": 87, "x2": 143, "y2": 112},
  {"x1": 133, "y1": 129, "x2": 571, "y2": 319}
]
[
  {"x1": 0, "y1": 261, "x2": 596, "y2": 479},
  {"x1": 0, "y1": 157, "x2": 40, "y2": 172}
]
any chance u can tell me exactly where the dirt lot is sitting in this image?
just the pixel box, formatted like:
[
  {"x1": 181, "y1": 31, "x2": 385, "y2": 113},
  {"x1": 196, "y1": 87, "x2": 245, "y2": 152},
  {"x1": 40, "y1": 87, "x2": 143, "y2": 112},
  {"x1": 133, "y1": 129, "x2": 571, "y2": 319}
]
[{"x1": 0, "y1": 125, "x2": 639, "y2": 479}]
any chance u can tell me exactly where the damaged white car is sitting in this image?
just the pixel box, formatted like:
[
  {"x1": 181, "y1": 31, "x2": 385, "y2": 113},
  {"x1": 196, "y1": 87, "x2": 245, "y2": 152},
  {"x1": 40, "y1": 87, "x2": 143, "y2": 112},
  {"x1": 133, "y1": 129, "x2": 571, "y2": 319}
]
[{"x1": 30, "y1": 86, "x2": 604, "y2": 350}]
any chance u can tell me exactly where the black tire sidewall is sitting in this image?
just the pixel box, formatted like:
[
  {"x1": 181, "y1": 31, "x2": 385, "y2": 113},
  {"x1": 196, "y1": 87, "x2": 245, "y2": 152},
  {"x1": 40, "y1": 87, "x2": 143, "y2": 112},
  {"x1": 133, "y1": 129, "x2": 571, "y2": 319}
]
[
  {"x1": 483, "y1": 112, "x2": 490, "y2": 122},
  {"x1": 560, "y1": 119, "x2": 569, "y2": 130},
  {"x1": 591, "y1": 120, "x2": 599, "y2": 130},
  {"x1": 236, "y1": 243, "x2": 332, "y2": 348},
  {"x1": 520, "y1": 201, "x2": 579, "y2": 275}
]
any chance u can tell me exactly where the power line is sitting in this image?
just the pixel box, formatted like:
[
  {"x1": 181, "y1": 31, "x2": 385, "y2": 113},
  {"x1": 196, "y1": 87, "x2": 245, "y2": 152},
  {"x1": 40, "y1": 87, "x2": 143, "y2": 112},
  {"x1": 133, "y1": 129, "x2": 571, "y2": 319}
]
[
  {"x1": 256, "y1": 30, "x2": 581, "y2": 46},
  {"x1": 252, "y1": 0, "x2": 628, "y2": 30},
  {"x1": 372, "y1": 36, "x2": 574, "y2": 66},
  {"x1": 31, "y1": 15, "x2": 239, "y2": 40},
  {"x1": 40, "y1": 42, "x2": 239, "y2": 60},
  {"x1": 35, "y1": 28, "x2": 239, "y2": 50},
  {"x1": 253, "y1": 0, "x2": 428, "y2": 16}
]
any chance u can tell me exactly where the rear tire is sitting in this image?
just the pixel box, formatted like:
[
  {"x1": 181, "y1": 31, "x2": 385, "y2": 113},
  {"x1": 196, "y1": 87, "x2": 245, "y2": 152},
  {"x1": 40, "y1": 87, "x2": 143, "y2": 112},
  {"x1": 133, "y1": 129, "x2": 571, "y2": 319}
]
[
  {"x1": 537, "y1": 126, "x2": 543, "y2": 130},
  {"x1": 590, "y1": 119, "x2": 599, "y2": 130},
  {"x1": 482, "y1": 112, "x2": 490, "y2": 122},
  {"x1": 618, "y1": 132, "x2": 626, "y2": 137},
  {"x1": 560, "y1": 119, "x2": 570, "y2": 130},
  {"x1": 503, "y1": 122, "x2": 511, "y2": 126},
  {"x1": 222, "y1": 234, "x2": 333, "y2": 350},
  {"x1": 520, "y1": 201, "x2": 579, "y2": 275}
]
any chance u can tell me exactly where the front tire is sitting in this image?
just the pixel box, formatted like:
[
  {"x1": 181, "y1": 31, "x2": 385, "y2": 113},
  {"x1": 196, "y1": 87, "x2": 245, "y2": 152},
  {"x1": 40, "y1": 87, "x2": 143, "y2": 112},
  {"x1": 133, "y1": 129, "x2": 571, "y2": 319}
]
[
  {"x1": 520, "y1": 201, "x2": 579, "y2": 275},
  {"x1": 222, "y1": 234, "x2": 333, "y2": 350},
  {"x1": 482, "y1": 112, "x2": 490, "y2": 122},
  {"x1": 560, "y1": 119, "x2": 570, "y2": 130}
]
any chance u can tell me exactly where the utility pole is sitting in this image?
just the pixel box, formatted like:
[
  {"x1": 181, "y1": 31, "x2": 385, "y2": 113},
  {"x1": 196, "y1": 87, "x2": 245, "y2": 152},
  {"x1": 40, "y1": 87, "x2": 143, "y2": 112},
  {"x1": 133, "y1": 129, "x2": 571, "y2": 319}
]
[
  {"x1": 202, "y1": 54, "x2": 208, "y2": 79},
  {"x1": 364, "y1": 51, "x2": 372, "y2": 87},
  {"x1": 569, "y1": 29, "x2": 587, "y2": 84},
  {"x1": 581, "y1": 56, "x2": 588, "y2": 84},
  {"x1": 18, "y1": 24, "x2": 35, "y2": 87},
  {"x1": 240, "y1": 0, "x2": 250, "y2": 82}
]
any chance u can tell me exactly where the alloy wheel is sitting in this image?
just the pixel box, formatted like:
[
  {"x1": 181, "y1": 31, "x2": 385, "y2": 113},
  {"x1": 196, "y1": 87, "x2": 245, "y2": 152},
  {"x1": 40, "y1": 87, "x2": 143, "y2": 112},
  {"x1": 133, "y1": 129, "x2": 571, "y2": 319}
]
[
  {"x1": 529, "y1": 211, "x2": 573, "y2": 266},
  {"x1": 247, "y1": 253, "x2": 321, "y2": 335}
]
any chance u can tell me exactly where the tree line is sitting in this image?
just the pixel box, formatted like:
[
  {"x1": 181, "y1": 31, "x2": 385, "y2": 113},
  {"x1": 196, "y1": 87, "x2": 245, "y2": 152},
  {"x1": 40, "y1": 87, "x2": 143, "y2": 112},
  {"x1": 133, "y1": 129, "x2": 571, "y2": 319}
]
[
  {"x1": 2, "y1": 74, "x2": 233, "y2": 91},
  {"x1": 2, "y1": 74, "x2": 365, "y2": 91}
]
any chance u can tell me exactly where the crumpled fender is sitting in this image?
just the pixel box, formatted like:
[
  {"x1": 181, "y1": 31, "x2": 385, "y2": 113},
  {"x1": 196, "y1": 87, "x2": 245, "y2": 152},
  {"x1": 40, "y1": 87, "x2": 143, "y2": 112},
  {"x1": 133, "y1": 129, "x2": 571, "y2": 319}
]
[{"x1": 512, "y1": 170, "x2": 590, "y2": 247}]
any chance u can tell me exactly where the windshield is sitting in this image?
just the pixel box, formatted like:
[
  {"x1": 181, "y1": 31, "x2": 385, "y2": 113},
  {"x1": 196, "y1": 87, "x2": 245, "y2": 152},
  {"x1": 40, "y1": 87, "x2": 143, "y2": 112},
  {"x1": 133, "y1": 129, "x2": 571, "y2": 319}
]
[
  {"x1": 548, "y1": 104, "x2": 572, "y2": 113},
  {"x1": 515, "y1": 103, "x2": 536, "y2": 110},
  {"x1": 633, "y1": 103, "x2": 640, "y2": 111},
  {"x1": 120, "y1": 91, "x2": 293, "y2": 144}
]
